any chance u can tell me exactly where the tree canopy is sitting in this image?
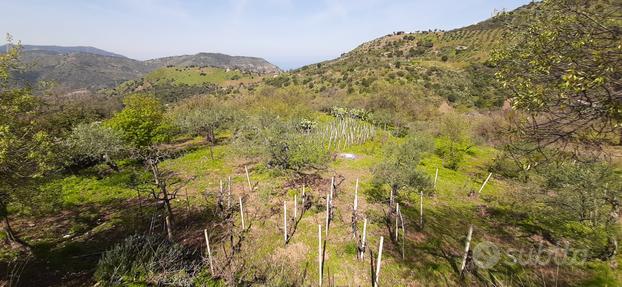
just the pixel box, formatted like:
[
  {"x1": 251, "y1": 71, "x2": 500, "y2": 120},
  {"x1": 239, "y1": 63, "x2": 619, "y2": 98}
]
[
  {"x1": 107, "y1": 94, "x2": 173, "y2": 149},
  {"x1": 493, "y1": 0, "x2": 622, "y2": 152}
]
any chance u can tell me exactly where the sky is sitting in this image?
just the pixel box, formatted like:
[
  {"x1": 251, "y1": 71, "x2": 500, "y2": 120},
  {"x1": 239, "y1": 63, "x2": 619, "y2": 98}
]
[{"x1": 0, "y1": 0, "x2": 530, "y2": 70}]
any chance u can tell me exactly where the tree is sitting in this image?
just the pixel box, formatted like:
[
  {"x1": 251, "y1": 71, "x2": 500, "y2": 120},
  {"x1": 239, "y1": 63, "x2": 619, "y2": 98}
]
[
  {"x1": 436, "y1": 113, "x2": 473, "y2": 170},
  {"x1": 372, "y1": 134, "x2": 433, "y2": 201},
  {"x1": 108, "y1": 94, "x2": 179, "y2": 237},
  {"x1": 107, "y1": 93, "x2": 173, "y2": 149},
  {"x1": 65, "y1": 122, "x2": 125, "y2": 171},
  {"x1": 233, "y1": 115, "x2": 329, "y2": 175},
  {"x1": 170, "y1": 95, "x2": 233, "y2": 160},
  {"x1": 0, "y1": 40, "x2": 54, "y2": 249},
  {"x1": 536, "y1": 161, "x2": 621, "y2": 260},
  {"x1": 492, "y1": 0, "x2": 622, "y2": 153}
]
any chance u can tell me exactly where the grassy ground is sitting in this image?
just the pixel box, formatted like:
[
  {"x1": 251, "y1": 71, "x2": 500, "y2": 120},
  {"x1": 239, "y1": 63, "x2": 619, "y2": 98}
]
[
  {"x1": 144, "y1": 67, "x2": 259, "y2": 86},
  {"x1": 3, "y1": 129, "x2": 620, "y2": 286}
]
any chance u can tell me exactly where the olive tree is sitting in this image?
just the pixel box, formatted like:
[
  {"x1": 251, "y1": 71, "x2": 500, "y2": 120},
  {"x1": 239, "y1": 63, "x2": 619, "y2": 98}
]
[
  {"x1": 170, "y1": 95, "x2": 233, "y2": 160},
  {"x1": 537, "y1": 161, "x2": 621, "y2": 260},
  {"x1": 372, "y1": 134, "x2": 433, "y2": 201},
  {"x1": 65, "y1": 122, "x2": 125, "y2": 171},
  {"x1": 435, "y1": 113, "x2": 473, "y2": 170},
  {"x1": 492, "y1": 0, "x2": 622, "y2": 153},
  {"x1": 233, "y1": 114, "x2": 329, "y2": 175}
]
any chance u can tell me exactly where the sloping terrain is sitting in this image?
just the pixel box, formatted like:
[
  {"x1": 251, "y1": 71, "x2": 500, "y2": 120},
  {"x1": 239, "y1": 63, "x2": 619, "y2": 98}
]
[
  {"x1": 145, "y1": 53, "x2": 281, "y2": 74},
  {"x1": 0, "y1": 44, "x2": 127, "y2": 58},
  {"x1": 7, "y1": 46, "x2": 280, "y2": 93}
]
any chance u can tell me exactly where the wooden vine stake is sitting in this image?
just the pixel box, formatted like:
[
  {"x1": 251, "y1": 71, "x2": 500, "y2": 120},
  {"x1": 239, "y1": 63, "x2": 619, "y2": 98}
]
[
  {"x1": 434, "y1": 168, "x2": 439, "y2": 189},
  {"x1": 419, "y1": 190, "x2": 424, "y2": 228},
  {"x1": 283, "y1": 201, "x2": 288, "y2": 243},
  {"x1": 318, "y1": 224, "x2": 323, "y2": 287},
  {"x1": 239, "y1": 196, "x2": 245, "y2": 230},
  {"x1": 360, "y1": 218, "x2": 367, "y2": 260},
  {"x1": 352, "y1": 178, "x2": 359, "y2": 239},
  {"x1": 354, "y1": 178, "x2": 359, "y2": 211},
  {"x1": 395, "y1": 203, "x2": 400, "y2": 241},
  {"x1": 374, "y1": 236, "x2": 384, "y2": 287},
  {"x1": 165, "y1": 216, "x2": 173, "y2": 241},
  {"x1": 399, "y1": 209, "x2": 405, "y2": 259},
  {"x1": 227, "y1": 176, "x2": 232, "y2": 209},
  {"x1": 460, "y1": 224, "x2": 474, "y2": 275},
  {"x1": 325, "y1": 189, "x2": 331, "y2": 237},
  {"x1": 294, "y1": 194, "x2": 298, "y2": 219},
  {"x1": 203, "y1": 229, "x2": 214, "y2": 274},
  {"x1": 245, "y1": 166, "x2": 252, "y2": 192},
  {"x1": 477, "y1": 173, "x2": 493, "y2": 194}
]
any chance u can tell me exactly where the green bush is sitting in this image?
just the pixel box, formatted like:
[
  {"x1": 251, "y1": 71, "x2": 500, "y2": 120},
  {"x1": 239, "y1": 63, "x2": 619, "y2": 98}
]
[
  {"x1": 435, "y1": 114, "x2": 472, "y2": 170},
  {"x1": 95, "y1": 235, "x2": 202, "y2": 286},
  {"x1": 435, "y1": 139, "x2": 466, "y2": 170}
]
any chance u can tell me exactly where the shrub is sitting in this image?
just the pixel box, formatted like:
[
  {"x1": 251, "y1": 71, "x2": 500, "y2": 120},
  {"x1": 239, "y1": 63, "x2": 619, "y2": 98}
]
[
  {"x1": 435, "y1": 113, "x2": 472, "y2": 170},
  {"x1": 95, "y1": 235, "x2": 202, "y2": 286}
]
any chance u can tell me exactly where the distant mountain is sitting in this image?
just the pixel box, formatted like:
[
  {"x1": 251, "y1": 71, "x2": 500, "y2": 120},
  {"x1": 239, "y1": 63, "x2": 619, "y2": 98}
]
[
  {"x1": 4, "y1": 45, "x2": 281, "y2": 92},
  {"x1": 15, "y1": 51, "x2": 148, "y2": 91},
  {"x1": 1, "y1": 44, "x2": 127, "y2": 58},
  {"x1": 146, "y1": 53, "x2": 281, "y2": 74}
]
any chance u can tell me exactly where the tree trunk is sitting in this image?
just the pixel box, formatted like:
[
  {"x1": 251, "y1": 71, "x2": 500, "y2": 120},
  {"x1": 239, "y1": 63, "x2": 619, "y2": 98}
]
[
  {"x1": 0, "y1": 200, "x2": 30, "y2": 250},
  {"x1": 103, "y1": 153, "x2": 119, "y2": 172},
  {"x1": 207, "y1": 129, "x2": 215, "y2": 161}
]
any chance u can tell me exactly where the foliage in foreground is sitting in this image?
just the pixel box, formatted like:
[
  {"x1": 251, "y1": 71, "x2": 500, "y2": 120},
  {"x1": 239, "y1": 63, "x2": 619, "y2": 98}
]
[{"x1": 95, "y1": 235, "x2": 206, "y2": 286}]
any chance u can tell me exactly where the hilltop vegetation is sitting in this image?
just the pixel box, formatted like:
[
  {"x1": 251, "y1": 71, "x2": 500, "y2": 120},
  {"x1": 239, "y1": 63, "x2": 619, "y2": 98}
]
[
  {"x1": 1, "y1": 1, "x2": 621, "y2": 286},
  {"x1": 9, "y1": 48, "x2": 280, "y2": 93}
]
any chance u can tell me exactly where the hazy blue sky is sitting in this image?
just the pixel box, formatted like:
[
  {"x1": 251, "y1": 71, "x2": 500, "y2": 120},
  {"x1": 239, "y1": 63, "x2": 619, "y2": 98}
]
[{"x1": 1, "y1": 0, "x2": 530, "y2": 69}]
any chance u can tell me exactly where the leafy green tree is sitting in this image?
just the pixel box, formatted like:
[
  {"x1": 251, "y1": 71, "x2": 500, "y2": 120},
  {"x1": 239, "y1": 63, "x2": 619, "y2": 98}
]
[
  {"x1": 0, "y1": 40, "x2": 54, "y2": 248},
  {"x1": 108, "y1": 94, "x2": 179, "y2": 235},
  {"x1": 536, "y1": 161, "x2": 621, "y2": 260},
  {"x1": 65, "y1": 122, "x2": 125, "y2": 171},
  {"x1": 107, "y1": 94, "x2": 173, "y2": 149},
  {"x1": 436, "y1": 113, "x2": 472, "y2": 170},
  {"x1": 492, "y1": 0, "x2": 622, "y2": 151},
  {"x1": 233, "y1": 114, "x2": 329, "y2": 175},
  {"x1": 170, "y1": 95, "x2": 233, "y2": 160},
  {"x1": 372, "y1": 134, "x2": 433, "y2": 201}
]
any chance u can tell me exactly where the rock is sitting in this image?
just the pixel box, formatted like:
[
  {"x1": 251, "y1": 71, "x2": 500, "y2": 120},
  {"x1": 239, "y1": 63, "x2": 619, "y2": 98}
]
[{"x1": 338, "y1": 153, "x2": 357, "y2": 159}]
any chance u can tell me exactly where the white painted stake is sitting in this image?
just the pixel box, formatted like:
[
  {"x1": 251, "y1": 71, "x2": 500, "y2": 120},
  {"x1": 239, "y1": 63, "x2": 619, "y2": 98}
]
[
  {"x1": 361, "y1": 218, "x2": 367, "y2": 259},
  {"x1": 325, "y1": 190, "x2": 330, "y2": 237},
  {"x1": 399, "y1": 209, "x2": 406, "y2": 259},
  {"x1": 165, "y1": 216, "x2": 173, "y2": 241},
  {"x1": 245, "y1": 166, "x2": 252, "y2": 192},
  {"x1": 204, "y1": 229, "x2": 214, "y2": 274},
  {"x1": 227, "y1": 176, "x2": 232, "y2": 209},
  {"x1": 302, "y1": 183, "x2": 306, "y2": 197},
  {"x1": 239, "y1": 197, "x2": 245, "y2": 230},
  {"x1": 284, "y1": 201, "x2": 288, "y2": 243},
  {"x1": 420, "y1": 190, "x2": 424, "y2": 227},
  {"x1": 318, "y1": 224, "x2": 323, "y2": 287},
  {"x1": 374, "y1": 236, "x2": 384, "y2": 287},
  {"x1": 434, "y1": 168, "x2": 439, "y2": 189},
  {"x1": 477, "y1": 173, "x2": 493, "y2": 194},
  {"x1": 354, "y1": 178, "x2": 359, "y2": 211},
  {"x1": 395, "y1": 203, "x2": 400, "y2": 241},
  {"x1": 460, "y1": 224, "x2": 474, "y2": 274}
]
